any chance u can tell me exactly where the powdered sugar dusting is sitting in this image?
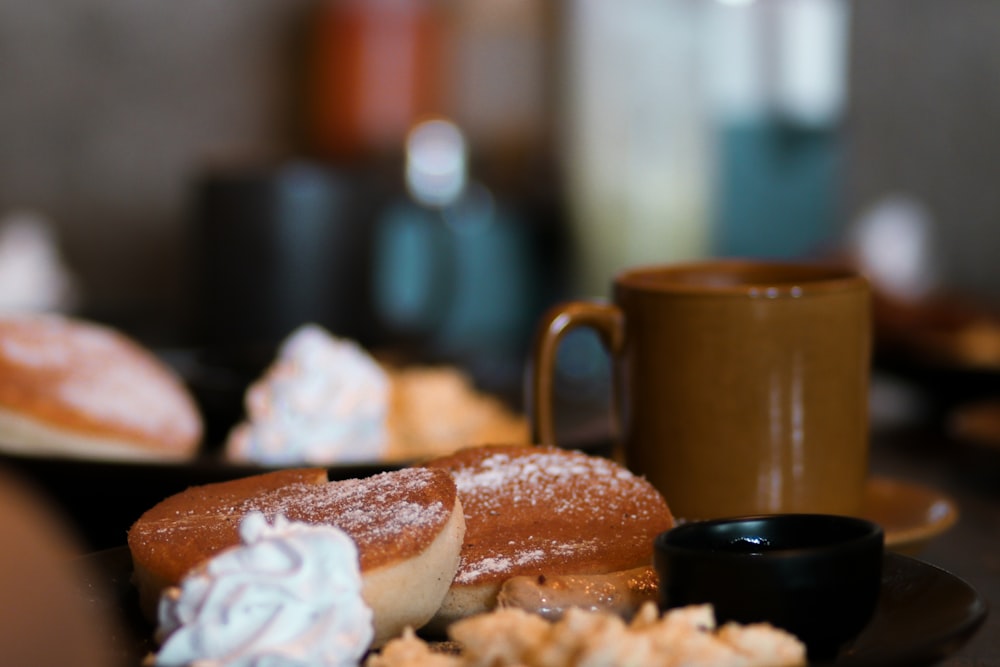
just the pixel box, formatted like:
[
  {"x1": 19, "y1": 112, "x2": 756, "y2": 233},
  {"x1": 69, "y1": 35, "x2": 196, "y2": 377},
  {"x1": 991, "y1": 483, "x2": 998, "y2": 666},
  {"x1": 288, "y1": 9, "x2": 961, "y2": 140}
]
[
  {"x1": 431, "y1": 446, "x2": 673, "y2": 584},
  {"x1": 452, "y1": 449, "x2": 639, "y2": 519},
  {"x1": 454, "y1": 549, "x2": 547, "y2": 584},
  {"x1": 237, "y1": 468, "x2": 451, "y2": 559},
  {"x1": 0, "y1": 314, "x2": 199, "y2": 442}
]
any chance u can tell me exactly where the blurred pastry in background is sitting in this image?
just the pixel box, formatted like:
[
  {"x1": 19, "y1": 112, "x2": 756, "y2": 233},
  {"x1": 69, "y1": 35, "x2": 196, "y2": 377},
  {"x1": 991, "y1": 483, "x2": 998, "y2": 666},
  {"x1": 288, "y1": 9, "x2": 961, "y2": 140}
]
[
  {"x1": 384, "y1": 365, "x2": 529, "y2": 461},
  {"x1": 870, "y1": 287, "x2": 1000, "y2": 371},
  {"x1": 845, "y1": 193, "x2": 1000, "y2": 369},
  {"x1": 224, "y1": 323, "x2": 529, "y2": 466},
  {"x1": 949, "y1": 397, "x2": 1000, "y2": 447},
  {"x1": 0, "y1": 313, "x2": 203, "y2": 462}
]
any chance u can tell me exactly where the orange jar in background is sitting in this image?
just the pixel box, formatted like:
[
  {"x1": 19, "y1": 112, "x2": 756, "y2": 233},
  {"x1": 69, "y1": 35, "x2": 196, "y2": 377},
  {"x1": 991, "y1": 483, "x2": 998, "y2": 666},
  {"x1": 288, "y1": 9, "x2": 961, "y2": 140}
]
[{"x1": 304, "y1": 0, "x2": 445, "y2": 162}]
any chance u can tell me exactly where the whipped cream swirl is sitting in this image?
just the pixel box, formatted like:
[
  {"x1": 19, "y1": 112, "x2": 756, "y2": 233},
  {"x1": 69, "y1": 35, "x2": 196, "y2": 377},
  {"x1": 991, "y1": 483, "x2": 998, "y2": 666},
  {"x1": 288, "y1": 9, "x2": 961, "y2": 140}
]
[
  {"x1": 154, "y1": 512, "x2": 374, "y2": 667},
  {"x1": 225, "y1": 324, "x2": 390, "y2": 464}
]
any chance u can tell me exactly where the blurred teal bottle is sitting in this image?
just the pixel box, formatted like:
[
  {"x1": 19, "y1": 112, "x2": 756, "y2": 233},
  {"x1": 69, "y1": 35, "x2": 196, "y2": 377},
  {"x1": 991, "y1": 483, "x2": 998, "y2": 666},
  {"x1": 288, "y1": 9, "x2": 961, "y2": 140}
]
[
  {"x1": 371, "y1": 119, "x2": 546, "y2": 391},
  {"x1": 705, "y1": 0, "x2": 850, "y2": 260}
]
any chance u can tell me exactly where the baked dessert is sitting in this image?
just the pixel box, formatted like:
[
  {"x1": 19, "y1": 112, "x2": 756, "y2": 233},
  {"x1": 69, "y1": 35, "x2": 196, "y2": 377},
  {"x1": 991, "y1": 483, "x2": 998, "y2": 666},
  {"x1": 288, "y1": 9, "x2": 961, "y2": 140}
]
[
  {"x1": 224, "y1": 323, "x2": 529, "y2": 466},
  {"x1": 128, "y1": 467, "x2": 327, "y2": 616},
  {"x1": 496, "y1": 566, "x2": 660, "y2": 621},
  {"x1": 384, "y1": 365, "x2": 529, "y2": 461},
  {"x1": 422, "y1": 444, "x2": 675, "y2": 631},
  {"x1": 0, "y1": 313, "x2": 202, "y2": 462},
  {"x1": 369, "y1": 603, "x2": 806, "y2": 667},
  {"x1": 127, "y1": 466, "x2": 465, "y2": 647}
]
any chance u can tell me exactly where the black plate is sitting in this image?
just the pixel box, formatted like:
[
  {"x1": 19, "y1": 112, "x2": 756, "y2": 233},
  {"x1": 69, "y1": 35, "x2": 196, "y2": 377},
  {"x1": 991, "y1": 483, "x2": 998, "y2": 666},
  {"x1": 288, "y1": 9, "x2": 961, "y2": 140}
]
[
  {"x1": 78, "y1": 549, "x2": 985, "y2": 667},
  {"x1": 818, "y1": 553, "x2": 987, "y2": 666}
]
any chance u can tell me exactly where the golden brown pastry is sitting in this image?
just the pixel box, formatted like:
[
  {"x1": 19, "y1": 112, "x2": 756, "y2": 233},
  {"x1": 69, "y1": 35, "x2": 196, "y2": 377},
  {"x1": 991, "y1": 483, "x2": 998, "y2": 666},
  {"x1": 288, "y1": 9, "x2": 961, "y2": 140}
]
[
  {"x1": 496, "y1": 566, "x2": 660, "y2": 621},
  {"x1": 127, "y1": 466, "x2": 465, "y2": 646},
  {"x1": 422, "y1": 444, "x2": 675, "y2": 631},
  {"x1": 0, "y1": 313, "x2": 202, "y2": 461}
]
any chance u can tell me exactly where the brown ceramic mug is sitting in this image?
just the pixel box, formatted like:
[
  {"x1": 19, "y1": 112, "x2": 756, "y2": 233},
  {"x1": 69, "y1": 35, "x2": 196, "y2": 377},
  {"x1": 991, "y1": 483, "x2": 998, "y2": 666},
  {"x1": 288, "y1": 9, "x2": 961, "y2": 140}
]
[{"x1": 530, "y1": 260, "x2": 872, "y2": 521}]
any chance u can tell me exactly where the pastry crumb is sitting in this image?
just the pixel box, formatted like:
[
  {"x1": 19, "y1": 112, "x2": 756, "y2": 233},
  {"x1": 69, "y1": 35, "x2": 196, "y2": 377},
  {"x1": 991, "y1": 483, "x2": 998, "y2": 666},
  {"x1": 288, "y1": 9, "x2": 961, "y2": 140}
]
[{"x1": 367, "y1": 603, "x2": 806, "y2": 667}]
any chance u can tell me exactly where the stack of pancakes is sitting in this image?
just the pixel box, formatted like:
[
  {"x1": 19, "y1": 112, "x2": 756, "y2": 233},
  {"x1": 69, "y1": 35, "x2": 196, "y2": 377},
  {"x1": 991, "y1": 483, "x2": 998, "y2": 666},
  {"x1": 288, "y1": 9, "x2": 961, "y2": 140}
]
[{"x1": 127, "y1": 444, "x2": 674, "y2": 648}]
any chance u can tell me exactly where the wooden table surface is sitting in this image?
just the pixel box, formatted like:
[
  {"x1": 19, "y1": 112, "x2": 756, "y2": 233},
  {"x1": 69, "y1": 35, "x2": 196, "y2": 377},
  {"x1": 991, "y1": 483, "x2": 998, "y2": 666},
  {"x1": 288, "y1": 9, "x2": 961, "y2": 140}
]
[{"x1": 869, "y1": 423, "x2": 1000, "y2": 665}]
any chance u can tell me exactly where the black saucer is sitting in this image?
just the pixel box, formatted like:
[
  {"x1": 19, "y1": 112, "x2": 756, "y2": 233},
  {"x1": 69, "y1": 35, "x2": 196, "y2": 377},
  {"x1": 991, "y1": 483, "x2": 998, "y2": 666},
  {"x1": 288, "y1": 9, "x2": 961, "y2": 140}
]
[{"x1": 76, "y1": 548, "x2": 986, "y2": 667}]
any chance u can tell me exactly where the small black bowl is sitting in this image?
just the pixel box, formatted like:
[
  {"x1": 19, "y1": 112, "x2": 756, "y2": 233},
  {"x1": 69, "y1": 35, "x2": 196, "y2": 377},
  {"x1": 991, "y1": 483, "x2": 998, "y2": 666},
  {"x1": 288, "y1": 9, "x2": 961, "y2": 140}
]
[{"x1": 654, "y1": 514, "x2": 884, "y2": 659}]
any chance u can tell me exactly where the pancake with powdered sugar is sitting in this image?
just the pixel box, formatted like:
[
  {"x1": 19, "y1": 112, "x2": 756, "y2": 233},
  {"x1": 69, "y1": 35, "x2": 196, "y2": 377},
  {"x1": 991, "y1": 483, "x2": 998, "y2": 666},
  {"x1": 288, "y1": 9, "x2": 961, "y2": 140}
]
[
  {"x1": 422, "y1": 444, "x2": 674, "y2": 631},
  {"x1": 127, "y1": 466, "x2": 465, "y2": 647}
]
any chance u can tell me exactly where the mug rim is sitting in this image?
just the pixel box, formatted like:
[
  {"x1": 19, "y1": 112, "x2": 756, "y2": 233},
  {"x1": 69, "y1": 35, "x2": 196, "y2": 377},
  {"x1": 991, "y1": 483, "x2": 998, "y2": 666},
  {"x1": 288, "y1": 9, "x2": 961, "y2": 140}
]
[{"x1": 615, "y1": 259, "x2": 867, "y2": 297}]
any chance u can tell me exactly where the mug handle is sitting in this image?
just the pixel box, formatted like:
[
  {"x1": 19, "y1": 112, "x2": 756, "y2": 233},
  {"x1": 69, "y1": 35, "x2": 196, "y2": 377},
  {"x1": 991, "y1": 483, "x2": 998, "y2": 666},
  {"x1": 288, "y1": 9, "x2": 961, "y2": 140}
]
[{"x1": 529, "y1": 300, "x2": 625, "y2": 447}]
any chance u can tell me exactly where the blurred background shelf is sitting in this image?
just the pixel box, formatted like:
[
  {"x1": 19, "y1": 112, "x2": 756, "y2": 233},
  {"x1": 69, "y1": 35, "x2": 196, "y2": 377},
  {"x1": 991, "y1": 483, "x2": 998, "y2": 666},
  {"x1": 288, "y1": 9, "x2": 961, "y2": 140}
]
[{"x1": 2, "y1": 0, "x2": 999, "y2": 348}]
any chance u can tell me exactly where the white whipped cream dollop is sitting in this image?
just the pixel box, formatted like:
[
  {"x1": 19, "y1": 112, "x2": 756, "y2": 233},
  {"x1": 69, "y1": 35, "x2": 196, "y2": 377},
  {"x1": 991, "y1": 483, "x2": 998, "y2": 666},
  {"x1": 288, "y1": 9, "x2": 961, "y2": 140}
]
[
  {"x1": 154, "y1": 512, "x2": 374, "y2": 667},
  {"x1": 0, "y1": 210, "x2": 79, "y2": 313},
  {"x1": 225, "y1": 324, "x2": 390, "y2": 464}
]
